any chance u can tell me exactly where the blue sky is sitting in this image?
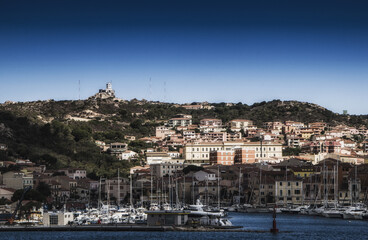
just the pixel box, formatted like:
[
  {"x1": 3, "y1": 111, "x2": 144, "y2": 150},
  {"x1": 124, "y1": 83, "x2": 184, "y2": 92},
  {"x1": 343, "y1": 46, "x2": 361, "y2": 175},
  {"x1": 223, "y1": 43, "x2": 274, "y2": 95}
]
[{"x1": 0, "y1": 0, "x2": 367, "y2": 114}]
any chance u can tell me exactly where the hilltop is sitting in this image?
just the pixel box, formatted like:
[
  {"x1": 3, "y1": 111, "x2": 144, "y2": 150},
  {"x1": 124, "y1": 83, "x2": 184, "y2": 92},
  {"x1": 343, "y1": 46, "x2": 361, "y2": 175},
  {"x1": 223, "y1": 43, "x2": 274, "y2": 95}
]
[{"x1": 1, "y1": 98, "x2": 367, "y2": 128}]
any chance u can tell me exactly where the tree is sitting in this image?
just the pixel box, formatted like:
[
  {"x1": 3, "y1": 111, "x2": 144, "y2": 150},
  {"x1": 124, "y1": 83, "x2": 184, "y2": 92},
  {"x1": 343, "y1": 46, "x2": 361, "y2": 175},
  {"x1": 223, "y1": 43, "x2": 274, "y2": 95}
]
[
  {"x1": 183, "y1": 165, "x2": 204, "y2": 174},
  {"x1": 36, "y1": 182, "x2": 51, "y2": 198},
  {"x1": 282, "y1": 147, "x2": 302, "y2": 156},
  {"x1": 11, "y1": 189, "x2": 46, "y2": 203}
]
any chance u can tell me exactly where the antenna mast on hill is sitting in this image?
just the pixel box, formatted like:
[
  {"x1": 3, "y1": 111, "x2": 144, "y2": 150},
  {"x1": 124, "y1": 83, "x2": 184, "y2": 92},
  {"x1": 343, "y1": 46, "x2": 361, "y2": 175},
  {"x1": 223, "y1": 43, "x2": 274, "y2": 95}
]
[
  {"x1": 164, "y1": 81, "x2": 167, "y2": 103},
  {"x1": 149, "y1": 77, "x2": 152, "y2": 101},
  {"x1": 78, "y1": 80, "x2": 81, "y2": 100}
]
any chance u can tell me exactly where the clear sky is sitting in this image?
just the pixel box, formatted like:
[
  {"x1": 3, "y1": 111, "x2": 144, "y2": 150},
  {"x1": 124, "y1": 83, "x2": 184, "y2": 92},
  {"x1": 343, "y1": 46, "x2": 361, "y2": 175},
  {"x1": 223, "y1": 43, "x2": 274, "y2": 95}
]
[{"x1": 0, "y1": 0, "x2": 367, "y2": 114}]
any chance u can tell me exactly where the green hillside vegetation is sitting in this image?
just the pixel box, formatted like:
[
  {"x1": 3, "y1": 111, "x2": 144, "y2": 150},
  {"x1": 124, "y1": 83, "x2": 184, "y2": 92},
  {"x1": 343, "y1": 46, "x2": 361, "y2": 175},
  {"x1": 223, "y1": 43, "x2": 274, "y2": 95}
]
[
  {"x1": 0, "y1": 111, "x2": 134, "y2": 179},
  {"x1": 0, "y1": 98, "x2": 367, "y2": 179}
]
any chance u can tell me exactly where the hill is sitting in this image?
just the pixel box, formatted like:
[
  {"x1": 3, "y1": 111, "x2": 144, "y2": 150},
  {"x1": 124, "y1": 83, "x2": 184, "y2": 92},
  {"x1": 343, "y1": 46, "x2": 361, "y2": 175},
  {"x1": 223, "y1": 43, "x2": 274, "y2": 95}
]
[{"x1": 0, "y1": 98, "x2": 367, "y2": 178}]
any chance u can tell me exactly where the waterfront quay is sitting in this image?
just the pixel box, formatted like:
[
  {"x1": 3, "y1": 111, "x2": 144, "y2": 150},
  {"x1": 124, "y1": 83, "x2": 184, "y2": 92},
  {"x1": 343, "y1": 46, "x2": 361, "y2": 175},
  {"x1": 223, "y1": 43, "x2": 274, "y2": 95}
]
[{"x1": 1, "y1": 213, "x2": 368, "y2": 240}]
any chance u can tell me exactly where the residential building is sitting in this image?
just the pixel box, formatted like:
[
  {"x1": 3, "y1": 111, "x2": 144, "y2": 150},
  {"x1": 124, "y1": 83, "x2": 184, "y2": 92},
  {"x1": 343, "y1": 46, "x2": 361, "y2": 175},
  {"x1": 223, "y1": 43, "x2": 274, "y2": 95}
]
[
  {"x1": 150, "y1": 162, "x2": 184, "y2": 178},
  {"x1": 120, "y1": 150, "x2": 138, "y2": 160},
  {"x1": 234, "y1": 149, "x2": 256, "y2": 164},
  {"x1": 57, "y1": 168, "x2": 87, "y2": 179},
  {"x1": 0, "y1": 187, "x2": 15, "y2": 200},
  {"x1": 363, "y1": 141, "x2": 368, "y2": 153},
  {"x1": 184, "y1": 141, "x2": 282, "y2": 165},
  {"x1": 168, "y1": 117, "x2": 192, "y2": 127},
  {"x1": 2, "y1": 171, "x2": 33, "y2": 190},
  {"x1": 209, "y1": 150, "x2": 235, "y2": 165},
  {"x1": 275, "y1": 178, "x2": 303, "y2": 206},
  {"x1": 156, "y1": 126, "x2": 175, "y2": 139},
  {"x1": 310, "y1": 141, "x2": 341, "y2": 154},
  {"x1": 124, "y1": 135, "x2": 136, "y2": 141},
  {"x1": 200, "y1": 119, "x2": 222, "y2": 126},
  {"x1": 230, "y1": 119, "x2": 253, "y2": 131},
  {"x1": 103, "y1": 178, "x2": 130, "y2": 204},
  {"x1": 109, "y1": 143, "x2": 128, "y2": 158},
  {"x1": 146, "y1": 152, "x2": 172, "y2": 165}
]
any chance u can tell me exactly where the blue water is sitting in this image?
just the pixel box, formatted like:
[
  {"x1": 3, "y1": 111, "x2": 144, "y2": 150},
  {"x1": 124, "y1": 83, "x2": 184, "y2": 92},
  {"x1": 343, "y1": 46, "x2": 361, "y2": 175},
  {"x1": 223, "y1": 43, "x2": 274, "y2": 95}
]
[{"x1": 2, "y1": 213, "x2": 368, "y2": 240}]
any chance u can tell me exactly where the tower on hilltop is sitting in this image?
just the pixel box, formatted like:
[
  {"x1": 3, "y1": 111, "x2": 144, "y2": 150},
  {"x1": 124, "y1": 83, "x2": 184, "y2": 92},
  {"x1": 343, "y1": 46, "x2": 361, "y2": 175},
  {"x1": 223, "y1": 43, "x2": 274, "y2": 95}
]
[{"x1": 90, "y1": 82, "x2": 116, "y2": 99}]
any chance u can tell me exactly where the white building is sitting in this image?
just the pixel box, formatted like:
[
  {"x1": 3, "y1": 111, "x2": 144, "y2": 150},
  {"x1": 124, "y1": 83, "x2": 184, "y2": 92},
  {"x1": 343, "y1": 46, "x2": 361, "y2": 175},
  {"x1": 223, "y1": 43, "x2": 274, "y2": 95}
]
[
  {"x1": 156, "y1": 126, "x2": 175, "y2": 139},
  {"x1": 184, "y1": 141, "x2": 283, "y2": 165},
  {"x1": 168, "y1": 117, "x2": 193, "y2": 127},
  {"x1": 43, "y1": 212, "x2": 74, "y2": 226},
  {"x1": 146, "y1": 152, "x2": 172, "y2": 165},
  {"x1": 230, "y1": 119, "x2": 253, "y2": 132},
  {"x1": 121, "y1": 150, "x2": 138, "y2": 160}
]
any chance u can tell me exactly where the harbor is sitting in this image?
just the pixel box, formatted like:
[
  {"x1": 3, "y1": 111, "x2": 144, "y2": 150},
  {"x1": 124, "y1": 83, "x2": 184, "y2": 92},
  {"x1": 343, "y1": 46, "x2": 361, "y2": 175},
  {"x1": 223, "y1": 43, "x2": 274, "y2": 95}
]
[{"x1": 1, "y1": 212, "x2": 368, "y2": 239}]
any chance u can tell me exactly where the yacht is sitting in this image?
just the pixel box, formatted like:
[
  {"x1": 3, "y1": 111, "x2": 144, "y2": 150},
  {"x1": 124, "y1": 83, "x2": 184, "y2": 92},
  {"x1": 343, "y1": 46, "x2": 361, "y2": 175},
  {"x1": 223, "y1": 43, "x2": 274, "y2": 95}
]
[
  {"x1": 186, "y1": 200, "x2": 232, "y2": 226},
  {"x1": 343, "y1": 206, "x2": 366, "y2": 220},
  {"x1": 322, "y1": 208, "x2": 344, "y2": 218}
]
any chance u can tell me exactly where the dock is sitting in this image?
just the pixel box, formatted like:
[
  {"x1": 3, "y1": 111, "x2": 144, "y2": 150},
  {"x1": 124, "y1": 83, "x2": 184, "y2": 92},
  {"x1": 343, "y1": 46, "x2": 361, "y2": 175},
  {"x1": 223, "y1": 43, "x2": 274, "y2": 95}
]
[{"x1": 0, "y1": 225, "x2": 251, "y2": 232}]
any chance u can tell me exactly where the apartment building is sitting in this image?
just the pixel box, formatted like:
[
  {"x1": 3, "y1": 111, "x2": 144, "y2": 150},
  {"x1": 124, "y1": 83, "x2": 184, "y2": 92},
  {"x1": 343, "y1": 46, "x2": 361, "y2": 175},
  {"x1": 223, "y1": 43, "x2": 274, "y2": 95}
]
[
  {"x1": 2, "y1": 171, "x2": 33, "y2": 189},
  {"x1": 145, "y1": 152, "x2": 172, "y2": 165},
  {"x1": 184, "y1": 141, "x2": 282, "y2": 165},
  {"x1": 168, "y1": 115, "x2": 193, "y2": 127},
  {"x1": 150, "y1": 162, "x2": 184, "y2": 177},
  {"x1": 234, "y1": 149, "x2": 256, "y2": 164},
  {"x1": 230, "y1": 119, "x2": 254, "y2": 132},
  {"x1": 209, "y1": 150, "x2": 235, "y2": 165},
  {"x1": 200, "y1": 118, "x2": 222, "y2": 126},
  {"x1": 275, "y1": 179, "x2": 303, "y2": 206},
  {"x1": 156, "y1": 126, "x2": 175, "y2": 139}
]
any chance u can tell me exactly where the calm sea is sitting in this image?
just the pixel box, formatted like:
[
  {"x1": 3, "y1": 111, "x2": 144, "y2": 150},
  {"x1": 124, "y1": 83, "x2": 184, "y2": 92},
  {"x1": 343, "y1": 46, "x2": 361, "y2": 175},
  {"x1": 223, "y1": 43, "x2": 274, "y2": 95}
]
[{"x1": 2, "y1": 212, "x2": 368, "y2": 240}]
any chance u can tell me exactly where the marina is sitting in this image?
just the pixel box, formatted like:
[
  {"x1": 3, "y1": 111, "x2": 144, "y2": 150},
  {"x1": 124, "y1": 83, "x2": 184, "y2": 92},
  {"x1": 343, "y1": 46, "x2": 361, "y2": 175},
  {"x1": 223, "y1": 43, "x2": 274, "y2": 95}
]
[{"x1": 1, "y1": 212, "x2": 368, "y2": 239}]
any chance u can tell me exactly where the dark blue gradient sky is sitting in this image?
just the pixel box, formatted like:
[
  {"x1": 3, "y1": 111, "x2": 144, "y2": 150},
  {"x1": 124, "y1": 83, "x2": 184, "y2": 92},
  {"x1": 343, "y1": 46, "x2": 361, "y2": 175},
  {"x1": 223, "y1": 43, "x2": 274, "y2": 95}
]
[{"x1": 1, "y1": 0, "x2": 368, "y2": 113}]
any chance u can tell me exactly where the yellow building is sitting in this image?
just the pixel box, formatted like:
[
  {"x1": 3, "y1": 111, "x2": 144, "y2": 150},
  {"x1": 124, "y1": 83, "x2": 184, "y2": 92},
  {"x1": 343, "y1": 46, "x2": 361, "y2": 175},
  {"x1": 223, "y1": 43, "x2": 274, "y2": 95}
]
[{"x1": 291, "y1": 167, "x2": 317, "y2": 178}]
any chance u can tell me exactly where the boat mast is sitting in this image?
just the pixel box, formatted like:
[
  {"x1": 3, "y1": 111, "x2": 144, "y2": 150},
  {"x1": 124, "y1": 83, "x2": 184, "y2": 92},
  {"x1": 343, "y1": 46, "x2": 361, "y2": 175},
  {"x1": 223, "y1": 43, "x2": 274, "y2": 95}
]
[
  {"x1": 337, "y1": 160, "x2": 339, "y2": 205},
  {"x1": 107, "y1": 179, "x2": 110, "y2": 215},
  {"x1": 355, "y1": 163, "x2": 357, "y2": 205},
  {"x1": 150, "y1": 173, "x2": 153, "y2": 205},
  {"x1": 205, "y1": 175, "x2": 208, "y2": 206},
  {"x1": 192, "y1": 174, "x2": 195, "y2": 204},
  {"x1": 183, "y1": 173, "x2": 185, "y2": 207},
  {"x1": 98, "y1": 177, "x2": 102, "y2": 212},
  {"x1": 333, "y1": 165, "x2": 337, "y2": 208},
  {"x1": 175, "y1": 172, "x2": 179, "y2": 209},
  {"x1": 118, "y1": 168, "x2": 120, "y2": 208},
  {"x1": 238, "y1": 167, "x2": 241, "y2": 205},
  {"x1": 323, "y1": 160, "x2": 326, "y2": 207},
  {"x1": 218, "y1": 165, "x2": 220, "y2": 209},
  {"x1": 169, "y1": 174, "x2": 172, "y2": 208},
  {"x1": 130, "y1": 173, "x2": 133, "y2": 207}
]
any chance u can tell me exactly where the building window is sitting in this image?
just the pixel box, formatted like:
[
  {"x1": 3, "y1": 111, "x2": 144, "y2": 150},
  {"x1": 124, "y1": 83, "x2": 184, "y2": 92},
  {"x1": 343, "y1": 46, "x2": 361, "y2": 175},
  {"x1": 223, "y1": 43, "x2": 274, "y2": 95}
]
[
  {"x1": 280, "y1": 182, "x2": 282, "y2": 186},
  {"x1": 49, "y1": 215, "x2": 58, "y2": 225}
]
